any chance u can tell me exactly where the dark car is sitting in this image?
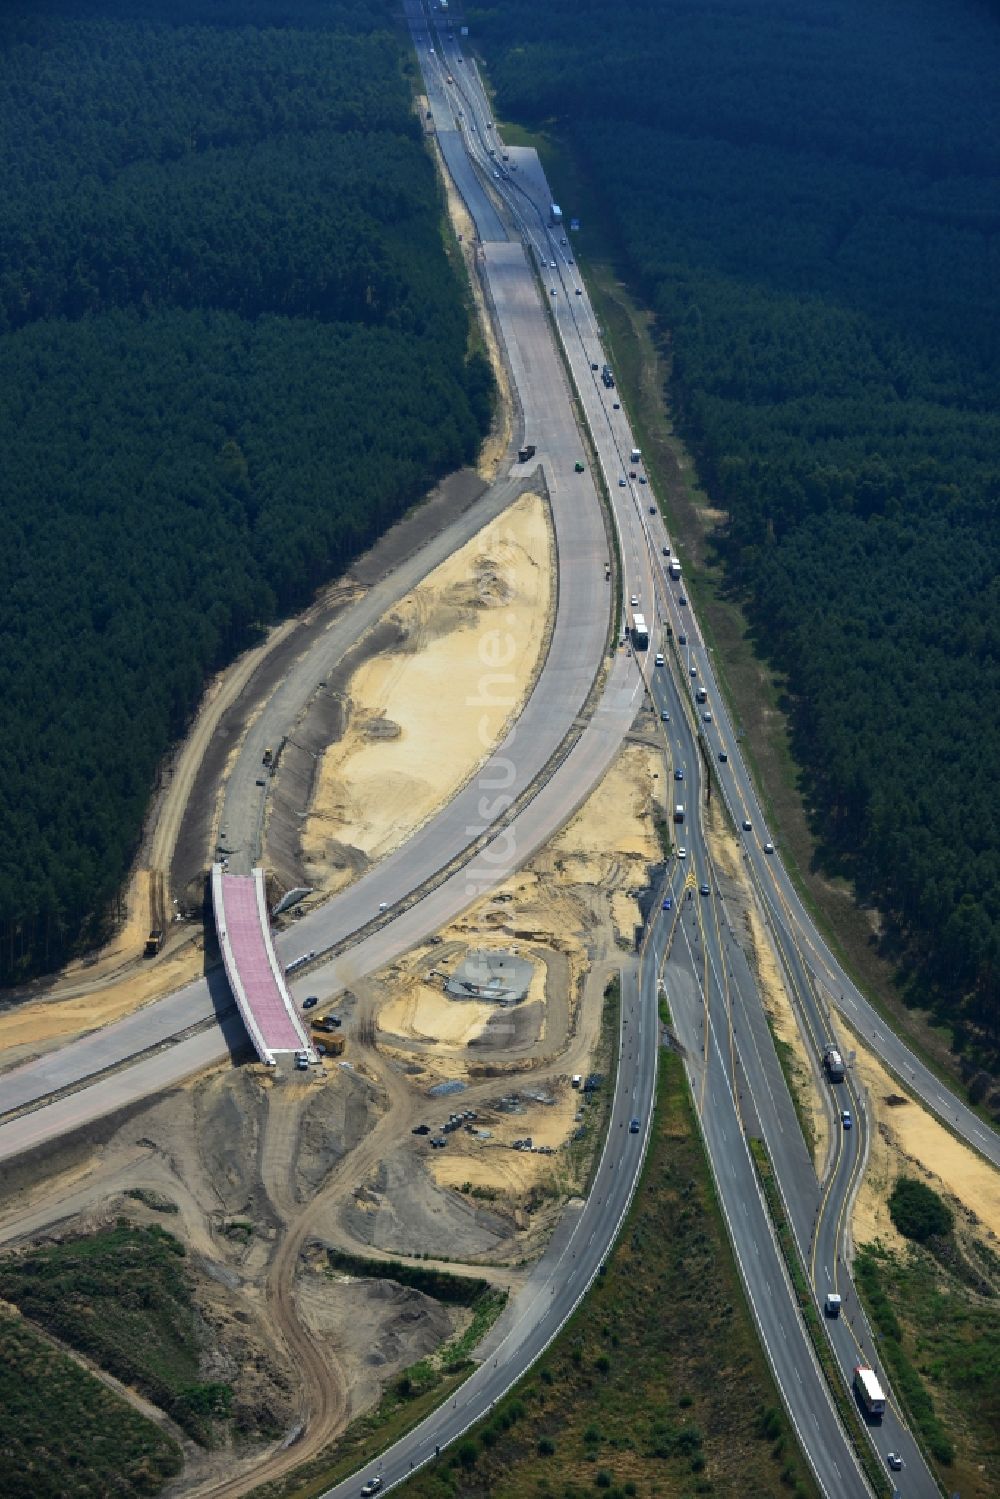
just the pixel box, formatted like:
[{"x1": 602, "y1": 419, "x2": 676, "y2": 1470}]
[
  {"x1": 303, "y1": 995, "x2": 319, "y2": 1010},
  {"x1": 677, "y1": 632, "x2": 687, "y2": 645},
  {"x1": 675, "y1": 768, "x2": 684, "y2": 781},
  {"x1": 662, "y1": 897, "x2": 672, "y2": 911},
  {"x1": 678, "y1": 594, "x2": 687, "y2": 606},
  {"x1": 648, "y1": 504, "x2": 655, "y2": 513},
  {"x1": 699, "y1": 883, "x2": 710, "y2": 896},
  {"x1": 718, "y1": 749, "x2": 729, "y2": 763},
  {"x1": 629, "y1": 1118, "x2": 641, "y2": 1134}
]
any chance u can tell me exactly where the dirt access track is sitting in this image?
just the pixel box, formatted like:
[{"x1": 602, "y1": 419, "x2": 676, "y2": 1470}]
[
  {"x1": 291, "y1": 492, "x2": 553, "y2": 899},
  {"x1": 0, "y1": 738, "x2": 662, "y2": 1498},
  {"x1": 0, "y1": 464, "x2": 536, "y2": 1075}
]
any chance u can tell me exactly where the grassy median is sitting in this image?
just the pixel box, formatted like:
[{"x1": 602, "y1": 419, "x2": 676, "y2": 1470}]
[{"x1": 392, "y1": 1050, "x2": 819, "y2": 1498}]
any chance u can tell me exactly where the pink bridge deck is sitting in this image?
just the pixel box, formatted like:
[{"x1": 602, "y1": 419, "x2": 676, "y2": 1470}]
[{"x1": 212, "y1": 867, "x2": 312, "y2": 1065}]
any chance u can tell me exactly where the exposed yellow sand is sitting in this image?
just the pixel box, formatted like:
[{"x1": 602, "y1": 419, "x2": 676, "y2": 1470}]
[
  {"x1": 848, "y1": 1023, "x2": 1000, "y2": 1248},
  {"x1": 430, "y1": 1151, "x2": 552, "y2": 1195},
  {"x1": 703, "y1": 798, "x2": 830, "y2": 1169},
  {"x1": 380, "y1": 980, "x2": 494, "y2": 1048},
  {"x1": 302, "y1": 494, "x2": 553, "y2": 889},
  {"x1": 427, "y1": 131, "x2": 513, "y2": 481},
  {"x1": 0, "y1": 938, "x2": 204, "y2": 1069},
  {"x1": 428, "y1": 1090, "x2": 580, "y2": 1196},
  {"x1": 746, "y1": 902, "x2": 830, "y2": 1170},
  {"x1": 555, "y1": 745, "x2": 663, "y2": 863}
]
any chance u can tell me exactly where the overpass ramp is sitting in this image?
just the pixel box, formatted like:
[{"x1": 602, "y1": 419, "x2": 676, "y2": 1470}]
[{"x1": 211, "y1": 866, "x2": 314, "y2": 1066}]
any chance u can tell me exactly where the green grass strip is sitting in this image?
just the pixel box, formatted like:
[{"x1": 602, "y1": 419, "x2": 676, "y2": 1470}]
[{"x1": 749, "y1": 1139, "x2": 891, "y2": 1499}]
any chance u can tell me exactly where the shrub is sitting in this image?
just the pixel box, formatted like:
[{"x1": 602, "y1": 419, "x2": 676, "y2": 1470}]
[
  {"x1": 889, "y1": 1178, "x2": 953, "y2": 1243},
  {"x1": 458, "y1": 1440, "x2": 478, "y2": 1469}
]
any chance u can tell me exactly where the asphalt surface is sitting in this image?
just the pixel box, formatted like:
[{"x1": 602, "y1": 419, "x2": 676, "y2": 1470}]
[
  {"x1": 219, "y1": 472, "x2": 529, "y2": 878},
  {"x1": 0, "y1": 8, "x2": 649, "y2": 1146},
  {"x1": 430, "y1": 19, "x2": 949, "y2": 1488},
  {"x1": 309, "y1": 958, "x2": 656, "y2": 1499},
  {"x1": 1, "y1": 11, "x2": 988, "y2": 1498}
]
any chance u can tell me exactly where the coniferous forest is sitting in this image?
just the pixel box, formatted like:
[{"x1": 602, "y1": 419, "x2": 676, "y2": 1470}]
[
  {"x1": 0, "y1": 0, "x2": 493, "y2": 982},
  {"x1": 473, "y1": 0, "x2": 1000, "y2": 1064}
]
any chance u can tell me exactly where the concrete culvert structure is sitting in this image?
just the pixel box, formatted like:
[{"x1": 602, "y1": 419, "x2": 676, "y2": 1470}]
[{"x1": 445, "y1": 948, "x2": 533, "y2": 1006}]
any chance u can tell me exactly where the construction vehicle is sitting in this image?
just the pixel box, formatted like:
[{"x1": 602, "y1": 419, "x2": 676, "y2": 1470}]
[
  {"x1": 144, "y1": 870, "x2": 166, "y2": 957},
  {"x1": 574, "y1": 460, "x2": 585, "y2": 472},
  {"x1": 262, "y1": 746, "x2": 274, "y2": 767},
  {"x1": 517, "y1": 443, "x2": 536, "y2": 462},
  {"x1": 314, "y1": 1031, "x2": 345, "y2": 1057}
]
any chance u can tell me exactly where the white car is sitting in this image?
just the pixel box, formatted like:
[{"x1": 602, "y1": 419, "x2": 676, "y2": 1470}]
[
  {"x1": 630, "y1": 594, "x2": 639, "y2": 608},
  {"x1": 677, "y1": 846, "x2": 687, "y2": 859}
]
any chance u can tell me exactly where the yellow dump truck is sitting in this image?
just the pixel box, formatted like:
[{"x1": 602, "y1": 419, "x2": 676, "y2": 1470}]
[{"x1": 313, "y1": 1032, "x2": 345, "y2": 1057}]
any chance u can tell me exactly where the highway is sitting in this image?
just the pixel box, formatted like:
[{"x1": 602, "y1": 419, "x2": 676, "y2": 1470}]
[
  {"x1": 674, "y1": 595, "x2": 999, "y2": 1173},
  {"x1": 0, "y1": 7, "x2": 659, "y2": 1147},
  {"x1": 0, "y1": 9, "x2": 987, "y2": 1497},
  {"x1": 422, "y1": 17, "x2": 951, "y2": 1491}
]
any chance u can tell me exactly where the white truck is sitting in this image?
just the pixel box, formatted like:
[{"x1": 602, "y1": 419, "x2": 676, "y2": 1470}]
[
  {"x1": 853, "y1": 1364, "x2": 886, "y2": 1420},
  {"x1": 673, "y1": 803, "x2": 685, "y2": 825},
  {"x1": 631, "y1": 612, "x2": 649, "y2": 650},
  {"x1": 668, "y1": 559, "x2": 682, "y2": 580},
  {"x1": 824, "y1": 1046, "x2": 846, "y2": 1082},
  {"x1": 824, "y1": 1291, "x2": 842, "y2": 1317}
]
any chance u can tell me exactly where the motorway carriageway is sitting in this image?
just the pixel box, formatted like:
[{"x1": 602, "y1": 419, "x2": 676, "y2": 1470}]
[
  {"x1": 434, "y1": 18, "x2": 952, "y2": 1491},
  {"x1": 0, "y1": 12, "x2": 983, "y2": 1497},
  {"x1": 0, "y1": 7, "x2": 657, "y2": 1149}
]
